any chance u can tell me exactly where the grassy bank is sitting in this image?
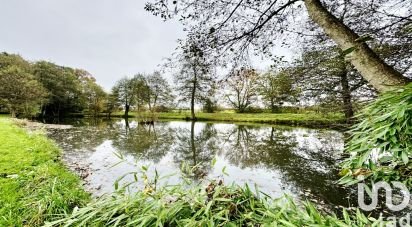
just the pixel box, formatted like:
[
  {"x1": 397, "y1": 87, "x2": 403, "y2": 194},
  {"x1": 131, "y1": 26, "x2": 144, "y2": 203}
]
[
  {"x1": 157, "y1": 112, "x2": 345, "y2": 126},
  {"x1": 82, "y1": 111, "x2": 346, "y2": 128},
  {"x1": 0, "y1": 118, "x2": 89, "y2": 226}
]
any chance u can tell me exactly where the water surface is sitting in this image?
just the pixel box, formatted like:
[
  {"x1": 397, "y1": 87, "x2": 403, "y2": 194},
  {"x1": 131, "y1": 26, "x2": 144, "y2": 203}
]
[{"x1": 45, "y1": 118, "x2": 356, "y2": 212}]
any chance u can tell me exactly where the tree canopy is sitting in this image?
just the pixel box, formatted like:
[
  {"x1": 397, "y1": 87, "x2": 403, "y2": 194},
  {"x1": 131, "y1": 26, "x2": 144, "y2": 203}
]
[
  {"x1": 145, "y1": 0, "x2": 411, "y2": 92},
  {"x1": 0, "y1": 52, "x2": 108, "y2": 118}
]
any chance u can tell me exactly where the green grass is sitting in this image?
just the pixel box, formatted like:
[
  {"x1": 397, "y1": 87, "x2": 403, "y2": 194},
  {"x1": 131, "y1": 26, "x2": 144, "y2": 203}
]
[
  {"x1": 99, "y1": 111, "x2": 345, "y2": 127},
  {"x1": 39, "y1": 110, "x2": 347, "y2": 127},
  {"x1": 0, "y1": 113, "x2": 9, "y2": 118},
  {"x1": 0, "y1": 118, "x2": 90, "y2": 226},
  {"x1": 143, "y1": 111, "x2": 345, "y2": 127},
  {"x1": 46, "y1": 168, "x2": 384, "y2": 226}
]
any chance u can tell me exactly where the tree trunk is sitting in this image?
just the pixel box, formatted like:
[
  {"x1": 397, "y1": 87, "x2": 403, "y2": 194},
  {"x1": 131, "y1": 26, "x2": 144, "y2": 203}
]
[
  {"x1": 238, "y1": 107, "x2": 244, "y2": 113},
  {"x1": 339, "y1": 71, "x2": 354, "y2": 123},
  {"x1": 190, "y1": 70, "x2": 197, "y2": 120},
  {"x1": 191, "y1": 83, "x2": 196, "y2": 120},
  {"x1": 270, "y1": 99, "x2": 279, "y2": 113},
  {"x1": 304, "y1": 0, "x2": 410, "y2": 93},
  {"x1": 10, "y1": 109, "x2": 16, "y2": 118},
  {"x1": 125, "y1": 104, "x2": 130, "y2": 118},
  {"x1": 148, "y1": 98, "x2": 152, "y2": 113}
]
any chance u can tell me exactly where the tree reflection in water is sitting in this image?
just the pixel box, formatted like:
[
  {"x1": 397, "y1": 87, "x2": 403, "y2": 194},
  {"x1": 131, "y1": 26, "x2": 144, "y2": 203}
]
[
  {"x1": 112, "y1": 120, "x2": 175, "y2": 162},
  {"x1": 173, "y1": 121, "x2": 218, "y2": 178},
  {"x1": 218, "y1": 125, "x2": 351, "y2": 209},
  {"x1": 46, "y1": 119, "x2": 354, "y2": 211}
]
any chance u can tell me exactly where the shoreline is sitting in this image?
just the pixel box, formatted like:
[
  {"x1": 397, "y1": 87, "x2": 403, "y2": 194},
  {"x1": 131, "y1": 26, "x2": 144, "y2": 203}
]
[{"x1": 67, "y1": 112, "x2": 349, "y2": 129}]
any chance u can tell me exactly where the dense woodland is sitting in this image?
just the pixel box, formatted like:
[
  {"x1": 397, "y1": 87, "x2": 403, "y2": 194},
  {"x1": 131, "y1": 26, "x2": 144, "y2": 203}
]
[{"x1": 0, "y1": 53, "x2": 106, "y2": 118}]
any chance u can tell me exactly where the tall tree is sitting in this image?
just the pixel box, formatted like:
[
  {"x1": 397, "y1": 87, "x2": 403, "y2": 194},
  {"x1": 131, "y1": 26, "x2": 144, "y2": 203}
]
[
  {"x1": 0, "y1": 53, "x2": 47, "y2": 117},
  {"x1": 112, "y1": 77, "x2": 134, "y2": 118},
  {"x1": 130, "y1": 74, "x2": 150, "y2": 112},
  {"x1": 303, "y1": 0, "x2": 409, "y2": 92},
  {"x1": 82, "y1": 78, "x2": 107, "y2": 117},
  {"x1": 291, "y1": 1, "x2": 412, "y2": 121},
  {"x1": 33, "y1": 61, "x2": 83, "y2": 117},
  {"x1": 172, "y1": 41, "x2": 215, "y2": 120},
  {"x1": 293, "y1": 47, "x2": 374, "y2": 122},
  {"x1": 225, "y1": 68, "x2": 258, "y2": 113},
  {"x1": 0, "y1": 66, "x2": 47, "y2": 117},
  {"x1": 146, "y1": 0, "x2": 411, "y2": 92},
  {"x1": 301, "y1": 1, "x2": 412, "y2": 80},
  {"x1": 104, "y1": 93, "x2": 120, "y2": 118},
  {"x1": 144, "y1": 72, "x2": 173, "y2": 113},
  {"x1": 258, "y1": 69, "x2": 299, "y2": 113},
  {"x1": 112, "y1": 73, "x2": 172, "y2": 117}
]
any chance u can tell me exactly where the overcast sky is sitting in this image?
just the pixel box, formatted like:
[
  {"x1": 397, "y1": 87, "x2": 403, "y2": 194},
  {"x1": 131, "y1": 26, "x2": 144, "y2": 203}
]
[{"x1": 0, "y1": 0, "x2": 185, "y2": 90}]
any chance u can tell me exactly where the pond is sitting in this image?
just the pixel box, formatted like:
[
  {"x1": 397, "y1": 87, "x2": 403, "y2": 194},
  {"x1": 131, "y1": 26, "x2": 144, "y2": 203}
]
[{"x1": 44, "y1": 118, "x2": 358, "y2": 213}]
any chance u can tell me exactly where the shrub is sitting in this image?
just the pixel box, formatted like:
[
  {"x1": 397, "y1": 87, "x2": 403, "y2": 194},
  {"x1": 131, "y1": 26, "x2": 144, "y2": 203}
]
[
  {"x1": 202, "y1": 98, "x2": 218, "y2": 113},
  {"x1": 45, "y1": 164, "x2": 384, "y2": 226},
  {"x1": 154, "y1": 105, "x2": 171, "y2": 113},
  {"x1": 339, "y1": 83, "x2": 412, "y2": 188},
  {"x1": 239, "y1": 106, "x2": 265, "y2": 113}
]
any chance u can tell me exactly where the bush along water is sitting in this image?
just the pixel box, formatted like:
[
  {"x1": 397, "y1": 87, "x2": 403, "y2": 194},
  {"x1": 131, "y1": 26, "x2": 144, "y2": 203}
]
[
  {"x1": 45, "y1": 163, "x2": 386, "y2": 226},
  {"x1": 339, "y1": 83, "x2": 412, "y2": 188}
]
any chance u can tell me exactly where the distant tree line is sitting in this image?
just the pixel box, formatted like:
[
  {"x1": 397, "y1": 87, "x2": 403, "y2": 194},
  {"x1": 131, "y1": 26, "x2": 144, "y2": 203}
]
[
  {"x1": 0, "y1": 52, "x2": 178, "y2": 119},
  {"x1": 0, "y1": 52, "x2": 107, "y2": 118},
  {"x1": 0, "y1": 50, "x2": 389, "y2": 123}
]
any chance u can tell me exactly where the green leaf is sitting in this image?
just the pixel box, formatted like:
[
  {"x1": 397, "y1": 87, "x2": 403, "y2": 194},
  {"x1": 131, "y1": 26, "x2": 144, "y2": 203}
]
[
  {"x1": 222, "y1": 166, "x2": 228, "y2": 176},
  {"x1": 401, "y1": 152, "x2": 409, "y2": 165}
]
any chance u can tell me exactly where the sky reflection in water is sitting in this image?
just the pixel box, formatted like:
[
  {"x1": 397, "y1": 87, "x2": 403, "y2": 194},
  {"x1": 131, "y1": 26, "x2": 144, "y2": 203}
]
[{"x1": 46, "y1": 118, "x2": 355, "y2": 212}]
